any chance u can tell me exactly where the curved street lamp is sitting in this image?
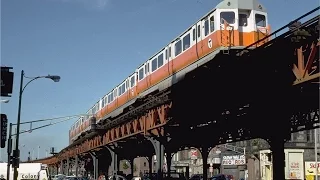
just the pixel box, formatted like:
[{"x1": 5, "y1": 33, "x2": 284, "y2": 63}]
[
  {"x1": 0, "y1": 99, "x2": 10, "y2": 103},
  {"x1": 11, "y1": 70, "x2": 60, "y2": 180}
]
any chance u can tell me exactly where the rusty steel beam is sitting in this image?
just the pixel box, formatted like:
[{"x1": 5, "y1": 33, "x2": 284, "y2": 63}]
[
  {"x1": 33, "y1": 102, "x2": 172, "y2": 164},
  {"x1": 293, "y1": 40, "x2": 320, "y2": 85},
  {"x1": 28, "y1": 156, "x2": 59, "y2": 165}
]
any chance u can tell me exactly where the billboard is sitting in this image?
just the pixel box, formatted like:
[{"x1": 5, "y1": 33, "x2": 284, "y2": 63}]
[
  {"x1": 222, "y1": 155, "x2": 246, "y2": 165},
  {"x1": 1, "y1": 67, "x2": 14, "y2": 97}
]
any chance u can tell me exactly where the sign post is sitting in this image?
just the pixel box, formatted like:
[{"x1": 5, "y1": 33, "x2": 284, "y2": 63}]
[{"x1": 0, "y1": 114, "x2": 8, "y2": 148}]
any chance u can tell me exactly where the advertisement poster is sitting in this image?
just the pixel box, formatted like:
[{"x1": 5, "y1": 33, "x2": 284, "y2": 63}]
[{"x1": 305, "y1": 162, "x2": 320, "y2": 176}]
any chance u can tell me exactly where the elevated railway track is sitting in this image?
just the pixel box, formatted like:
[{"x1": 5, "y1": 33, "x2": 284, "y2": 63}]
[{"x1": 29, "y1": 7, "x2": 319, "y2": 165}]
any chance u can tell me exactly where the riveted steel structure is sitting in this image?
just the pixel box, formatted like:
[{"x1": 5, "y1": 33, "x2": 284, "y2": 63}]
[{"x1": 28, "y1": 8, "x2": 320, "y2": 180}]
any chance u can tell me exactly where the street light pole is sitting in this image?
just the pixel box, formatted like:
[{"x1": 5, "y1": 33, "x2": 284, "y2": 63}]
[
  {"x1": 11, "y1": 70, "x2": 60, "y2": 180},
  {"x1": 7, "y1": 123, "x2": 12, "y2": 180}
]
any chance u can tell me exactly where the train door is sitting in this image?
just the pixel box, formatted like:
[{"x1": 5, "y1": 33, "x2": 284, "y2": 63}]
[
  {"x1": 113, "y1": 88, "x2": 118, "y2": 108},
  {"x1": 145, "y1": 61, "x2": 151, "y2": 87},
  {"x1": 196, "y1": 21, "x2": 203, "y2": 56},
  {"x1": 238, "y1": 10, "x2": 251, "y2": 46},
  {"x1": 167, "y1": 44, "x2": 174, "y2": 74},
  {"x1": 254, "y1": 12, "x2": 268, "y2": 45},
  {"x1": 137, "y1": 65, "x2": 147, "y2": 94},
  {"x1": 128, "y1": 73, "x2": 137, "y2": 100},
  {"x1": 219, "y1": 10, "x2": 236, "y2": 47}
]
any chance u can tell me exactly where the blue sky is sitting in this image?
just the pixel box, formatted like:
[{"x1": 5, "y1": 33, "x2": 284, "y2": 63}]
[{"x1": 0, "y1": 0, "x2": 318, "y2": 161}]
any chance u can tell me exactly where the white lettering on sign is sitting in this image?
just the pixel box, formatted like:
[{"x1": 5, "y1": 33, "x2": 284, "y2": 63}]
[{"x1": 222, "y1": 155, "x2": 246, "y2": 165}]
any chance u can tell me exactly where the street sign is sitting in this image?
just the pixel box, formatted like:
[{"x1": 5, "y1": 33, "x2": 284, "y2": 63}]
[
  {"x1": 1, "y1": 67, "x2": 14, "y2": 97},
  {"x1": 0, "y1": 114, "x2": 8, "y2": 148}
]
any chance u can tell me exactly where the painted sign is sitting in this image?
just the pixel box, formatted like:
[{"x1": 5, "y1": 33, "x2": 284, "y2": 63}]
[
  {"x1": 288, "y1": 161, "x2": 302, "y2": 179},
  {"x1": 20, "y1": 173, "x2": 38, "y2": 179},
  {"x1": 190, "y1": 149, "x2": 198, "y2": 160},
  {"x1": 305, "y1": 162, "x2": 320, "y2": 176},
  {"x1": 222, "y1": 155, "x2": 246, "y2": 165}
]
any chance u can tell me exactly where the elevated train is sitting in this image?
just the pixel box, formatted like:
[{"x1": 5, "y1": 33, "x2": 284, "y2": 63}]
[{"x1": 69, "y1": 0, "x2": 270, "y2": 144}]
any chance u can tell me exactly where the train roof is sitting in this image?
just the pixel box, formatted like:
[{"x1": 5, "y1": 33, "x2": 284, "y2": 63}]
[
  {"x1": 135, "y1": 0, "x2": 266, "y2": 69},
  {"x1": 216, "y1": 0, "x2": 267, "y2": 12}
]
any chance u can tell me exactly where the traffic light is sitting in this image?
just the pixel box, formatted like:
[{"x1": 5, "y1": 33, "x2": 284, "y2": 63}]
[{"x1": 0, "y1": 114, "x2": 8, "y2": 148}]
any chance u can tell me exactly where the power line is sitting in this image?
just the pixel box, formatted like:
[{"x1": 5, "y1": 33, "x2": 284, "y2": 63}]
[{"x1": 13, "y1": 113, "x2": 93, "y2": 126}]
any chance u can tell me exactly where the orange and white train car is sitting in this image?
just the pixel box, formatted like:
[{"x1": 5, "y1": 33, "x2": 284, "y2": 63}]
[{"x1": 69, "y1": 0, "x2": 270, "y2": 144}]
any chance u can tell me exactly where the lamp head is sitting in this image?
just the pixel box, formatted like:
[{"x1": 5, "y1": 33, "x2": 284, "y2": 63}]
[
  {"x1": 1, "y1": 99, "x2": 9, "y2": 103},
  {"x1": 45, "y1": 75, "x2": 60, "y2": 82}
]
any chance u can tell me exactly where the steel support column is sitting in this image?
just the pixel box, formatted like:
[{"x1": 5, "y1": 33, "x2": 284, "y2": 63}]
[
  {"x1": 269, "y1": 139, "x2": 285, "y2": 180},
  {"x1": 105, "y1": 145, "x2": 118, "y2": 176},
  {"x1": 75, "y1": 156, "x2": 79, "y2": 176},
  {"x1": 165, "y1": 152, "x2": 172, "y2": 177},
  {"x1": 60, "y1": 161, "x2": 63, "y2": 174},
  {"x1": 66, "y1": 158, "x2": 70, "y2": 176},
  {"x1": 89, "y1": 152, "x2": 99, "y2": 180},
  {"x1": 149, "y1": 137, "x2": 164, "y2": 180},
  {"x1": 200, "y1": 146, "x2": 211, "y2": 180},
  {"x1": 146, "y1": 156, "x2": 153, "y2": 176}
]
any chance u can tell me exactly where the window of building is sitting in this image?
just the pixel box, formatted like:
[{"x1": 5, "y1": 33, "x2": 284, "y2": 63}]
[{"x1": 144, "y1": 162, "x2": 146, "y2": 167}]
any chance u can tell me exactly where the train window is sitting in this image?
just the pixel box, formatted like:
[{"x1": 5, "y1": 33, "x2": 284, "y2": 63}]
[
  {"x1": 210, "y1": 16, "x2": 215, "y2": 32},
  {"x1": 144, "y1": 62, "x2": 149, "y2": 74},
  {"x1": 113, "y1": 89, "x2": 117, "y2": 98},
  {"x1": 255, "y1": 14, "x2": 266, "y2": 27},
  {"x1": 139, "y1": 68, "x2": 144, "y2": 80},
  {"x1": 102, "y1": 98, "x2": 105, "y2": 107},
  {"x1": 108, "y1": 94, "x2": 111, "y2": 103},
  {"x1": 183, "y1": 33, "x2": 190, "y2": 51},
  {"x1": 130, "y1": 76, "x2": 135, "y2": 87},
  {"x1": 121, "y1": 83, "x2": 126, "y2": 94},
  {"x1": 151, "y1": 58, "x2": 157, "y2": 72},
  {"x1": 158, "y1": 53, "x2": 164, "y2": 67},
  {"x1": 169, "y1": 47, "x2": 171, "y2": 58},
  {"x1": 104, "y1": 96, "x2": 107, "y2": 106},
  {"x1": 197, "y1": 25, "x2": 200, "y2": 38},
  {"x1": 175, "y1": 40, "x2": 182, "y2": 56},
  {"x1": 220, "y1": 11, "x2": 235, "y2": 24},
  {"x1": 165, "y1": 49, "x2": 168, "y2": 60},
  {"x1": 192, "y1": 28, "x2": 195, "y2": 41},
  {"x1": 118, "y1": 86, "x2": 121, "y2": 96},
  {"x1": 239, "y1": 14, "x2": 248, "y2": 26},
  {"x1": 204, "y1": 19, "x2": 209, "y2": 36},
  {"x1": 126, "y1": 80, "x2": 129, "y2": 89}
]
